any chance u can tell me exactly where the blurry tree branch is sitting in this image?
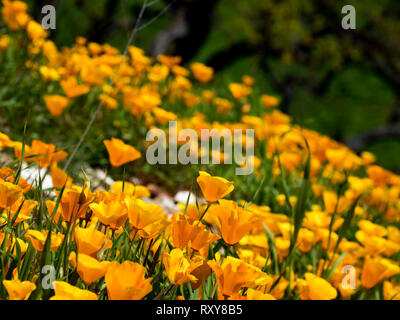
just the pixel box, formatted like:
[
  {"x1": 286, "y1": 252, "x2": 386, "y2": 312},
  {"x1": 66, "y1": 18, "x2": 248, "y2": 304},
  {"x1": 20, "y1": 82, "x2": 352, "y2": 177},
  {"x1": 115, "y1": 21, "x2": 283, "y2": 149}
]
[
  {"x1": 87, "y1": 1, "x2": 120, "y2": 43},
  {"x1": 345, "y1": 119, "x2": 400, "y2": 152},
  {"x1": 150, "y1": 0, "x2": 220, "y2": 62}
]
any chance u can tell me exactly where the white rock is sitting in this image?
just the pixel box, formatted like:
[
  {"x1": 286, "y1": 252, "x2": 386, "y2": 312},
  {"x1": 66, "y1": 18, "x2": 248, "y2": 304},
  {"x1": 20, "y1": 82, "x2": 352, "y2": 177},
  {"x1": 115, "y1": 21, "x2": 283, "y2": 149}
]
[
  {"x1": 174, "y1": 191, "x2": 197, "y2": 204},
  {"x1": 20, "y1": 164, "x2": 54, "y2": 190}
]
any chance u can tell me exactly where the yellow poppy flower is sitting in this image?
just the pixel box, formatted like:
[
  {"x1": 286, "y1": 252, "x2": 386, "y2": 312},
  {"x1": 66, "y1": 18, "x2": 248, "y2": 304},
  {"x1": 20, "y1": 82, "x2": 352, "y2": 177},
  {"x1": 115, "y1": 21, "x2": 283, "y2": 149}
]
[
  {"x1": 50, "y1": 281, "x2": 98, "y2": 300},
  {"x1": 59, "y1": 186, "x2": 94, "y2": 222},
  {"x1": 304, "y1": 273, "x2": 337, "y2": 300},
  {"x1": 110, "y1": 181, "x2": 150, "y2": 198},
  {"x1": 196, "y1": 171, "x2": 234, "y2": 203},
  {"x1": 89, "y1": 200, "x2": 128, "y2": 230},
  {"x1": 0, "y1": 179, "x2": 23, "y2": 209},
  {"x1": 208, "y1": 200, "x2": 252, "y2": 246},
  {"x1": 361, "y1": 256, "x2": 400, "y2": 289},
  {"x1": 246, "y1": 288, "x2": 276, "y2": 300},
  {"x1": 3, "y1": 279, "x2": 36, "y2": 300},
  {"x1": 126, "y1": 197, "x2": 164, "y2": 230},
  {"x1": 43, "y1": 95, "x2": 70, "y2": 117},
  {"x1": 105, "y1": 261, "x2": 152, "y2": 300},
  {"x1": 208, "y1": 256, "x2": 269, "y2": 299},
  {"x1": 163, "y1": 248, "x2": 202, "y2": 286},
  {"x1": 190, "y1": 63, "x2": 214, "y2": 83},
  {"x1": 103, "y1": 137, "x2": 141, "y2": 167},
  {"x1": 60, "y1": 76, "x2": 90, "y2": 98},
  {"x1": 69, "y1": 252, "x2": 110, "y2": 285},
  {"x1": 172, "y1": 214, "x2": 220, "y2": 252},
  {"x1": 74, "y1": 226, "x2": 108, "y2": 258},
  {"x1": 25, "y1": 230, "x2": 64, "y2": 252}
]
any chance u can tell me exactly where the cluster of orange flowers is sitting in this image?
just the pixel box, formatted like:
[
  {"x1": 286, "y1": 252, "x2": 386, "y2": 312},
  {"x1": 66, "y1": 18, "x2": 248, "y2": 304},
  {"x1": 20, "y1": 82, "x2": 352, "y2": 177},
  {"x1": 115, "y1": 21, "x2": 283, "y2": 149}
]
[{"x1": 1, "y1": 0, "x2": 400, "y2": 301}]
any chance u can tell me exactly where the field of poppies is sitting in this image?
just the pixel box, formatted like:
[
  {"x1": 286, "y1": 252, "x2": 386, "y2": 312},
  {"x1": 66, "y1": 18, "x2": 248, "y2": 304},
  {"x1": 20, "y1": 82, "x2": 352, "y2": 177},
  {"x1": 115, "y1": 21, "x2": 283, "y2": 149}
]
[{"x1": 1, "y1": 0, "x2": 400, "y2": 301}]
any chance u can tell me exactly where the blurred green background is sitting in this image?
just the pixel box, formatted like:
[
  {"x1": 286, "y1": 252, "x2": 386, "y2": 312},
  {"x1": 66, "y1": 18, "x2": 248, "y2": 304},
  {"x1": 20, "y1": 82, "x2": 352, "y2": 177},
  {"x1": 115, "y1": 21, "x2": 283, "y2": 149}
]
[{"x1": 22, "y1": 0, "x2": 400, "y2": 173}]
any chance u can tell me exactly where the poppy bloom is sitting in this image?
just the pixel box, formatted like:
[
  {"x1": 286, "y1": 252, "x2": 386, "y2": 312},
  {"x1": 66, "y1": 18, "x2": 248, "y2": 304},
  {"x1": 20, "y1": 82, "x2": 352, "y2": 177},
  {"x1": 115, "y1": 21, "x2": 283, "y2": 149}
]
[
  {"x1": 110, "y1": 181, "x2": 150, "y2": 198},
  {"x1": 2, "y1": 279, "x2": 36, "y2": 300},
  {"x1": 50, "y1": 164, "x2": 73, "y2": 189},
  {"x1": 189, "y1": 258, "x2": 212, "y2": 290},
  {"x1": 43, "y1": 95, "x2": 69, "y2": 117},
  {"x1": 74, "y1": 226, "x2": 108, "y2": 258},
  {"x1": 208, "y1": 257, "x2": 269, "y2": 299},
  {"x1": 361, "y1": 256, "x2": 400, "y2": 289},
  {"x1": 190, "y1": 63, "x2": 214, "y2": 83},
  {"x1": 157, "y1": 54, "x2": 182, "y2": 69},
  {"x1": 152, "y1": 107, "x2": 177, "y2": 124},
  {"x1": 59, "y1": 187, "x2": 94, "y2": 222},
  {"x1": 172, "y1": 214, "x2": 220, "y2": 252},
  {"x1": 26, "y1": 140, "x2": 67, "y2": 168},
  {"x1": 89, "y1": 200, "x2": 128, "y2": 230},
  {"x1": 242, "y1": 75, "x2": 255, "y2": 87},
  {"x1": 246, "y1": 288, "x2": 276, "y2": 300},
  {"x1": 60, "y1": 76, "x2": 90, "y2": 98},
  {"x1": 7, "y1": 198, "x2": 38, "y2": 224},
  {"x1": 138, "y1": 219, "x2": 170, "y2": 240},
  {"x1": 148, "y1": 64, "x2": 169, "y2": 82},
  {"x1": 50, "y1": 281, "x2": 98, "y2": 300},
  {"x1": 383, "y1": 281, "x2": 400, "y2": 300},
  {"x1": 229, "y1": 83, "x2": 252, "y2": 100},
  {"x1": 105, "y1": 261, "x2": 152, "y2": 300},
  {"x1": 26, "y1": 20, "x2": 47, "y2": 40},
  {"x1": 45, "y1": 200, "x2": 62, "y2": 223},
  {"x1": 323, "y1": 191, "x2": 349, "y2": 214},
  {"x1": 1, "y1": 0, "x2": 30, "y2": 31},
  {"x1": 0, "y1": 35, "x2": 11, "y2": 52},
  {"x1": 357, "y1": 220, "x2": 387, "y2": 237},
  {"x1": 0, "y1": 179, "x2": 23, "y2": 209},
  {"x1": 208, "y1": 200, "x2": 253, "y2": 246},
  {"x1": 297, "y1": 273, "x2": 337, "y2": 300},
  {"x1": 126, "y1": 197, "x2": 164, "y2": 231},
  {"x1": 196, "y1": 171, "x2": 234, "y2": 203},
  {"x1": 261, "y1": 94, "x2": 279, "y2": 108},
  {"x1": 69, "y1": 252, "x2": 110, "y2": 285},
  {"x1": 163, "y1": 248, "x2": 202, "y2": 286},
  {"x1": 25, "y1": 230, "x2": 64, "y2": 252},
  {"x1": 0, "y1": 131, "x2": 14, "y2": 149},
  {"x1": 103, "y1": 137, "x2": 141, "y2": 167}
]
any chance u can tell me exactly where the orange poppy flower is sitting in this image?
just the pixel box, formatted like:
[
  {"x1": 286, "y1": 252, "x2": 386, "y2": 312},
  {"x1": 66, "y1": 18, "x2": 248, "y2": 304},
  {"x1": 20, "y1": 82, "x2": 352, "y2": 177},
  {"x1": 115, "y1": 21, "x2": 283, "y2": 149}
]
[
  {"x1": 60, "y1": 76, "x2": 90, "y2": 98},
  {"x1": 196, "y1": 171, "x2": 234, "y2": 203},
  {"x1": 3, "y1": 279, "x2": 36, "y2": 300},
  {"x1": 361, "y1": 256, "x2": 400, "y2": 289},
  {"x1": 59, "y1": 186, "x2": 94, "y2": 222},
  {"x1": 190, "y1": 63, "x2": 214, "y2": 83},
  {"x1": 208, "y1": 200, "x2": 253, "y2": 246},
  {"x1": 89, "y1": 200, "x2": 128, "y2": 230},
  {"x1": 69, "y1": 252, "x2": 110, "y2": 285},
  {"x1": 297, "y1": 273, "x2": 337, "y2": 300},
  {"x1": 103, "y1": 137, "x2": 141, "y2": 167},
  {"x1": 172, "y1": 214, "x2": 220, "y2": 252},
  {"x1": 0, "y1": 179, "x2": 23, "y2": 209},
  {"x1": 27, "y1": 140, "x2": 68, "y2": 168},
  {"x1": 25, "y1": 230, "x2": 64, "y2": 252},
  {"x1": 126, "y1": 197, "x2": 164, "y2": 231},
  {"x1": 74, "y1": 226, "x2": 109, "y2": 258},
  {"x1": 44, "y1": 95, "x2": 70, "y2": 117},
  {"x1": 105, "y1": 261, "x2": 152, "y2": 300},
  {"x1": 163, "y1": 248, "x2": 203, "y2": 286},
  {"x1": 50, "y1": 281, "x2": 98, "y2": 300}
]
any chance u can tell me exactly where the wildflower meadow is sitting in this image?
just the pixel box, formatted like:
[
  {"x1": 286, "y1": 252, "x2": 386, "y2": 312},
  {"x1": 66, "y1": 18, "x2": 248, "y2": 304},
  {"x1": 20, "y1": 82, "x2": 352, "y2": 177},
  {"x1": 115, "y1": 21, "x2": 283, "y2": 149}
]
[{"x1": 1, "y1": 0, "x2": 400, "y2": 303}]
